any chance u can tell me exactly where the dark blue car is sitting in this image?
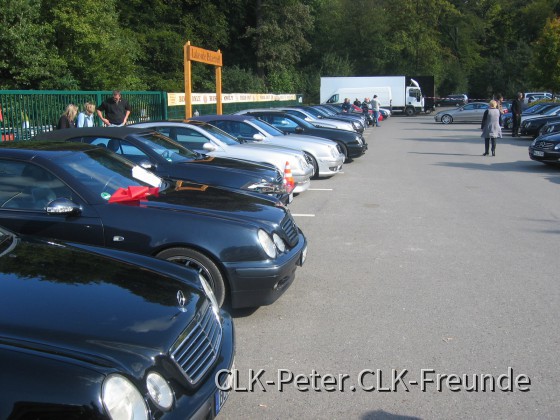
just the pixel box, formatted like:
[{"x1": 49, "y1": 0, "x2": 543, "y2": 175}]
[
  {"x1": 0, "y1": 226, "x2": 234, "y2": 419},
  {"x1": 33, "y1": 127, "x2": 291, "y2": 204},
  {"x1": 0, "y1": 141, "x2": 307, "y2": 308}
]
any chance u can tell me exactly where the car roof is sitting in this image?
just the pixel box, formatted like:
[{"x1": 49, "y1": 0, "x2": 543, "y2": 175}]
[
  {"x1": 32, "y1": 127, "x2": 154, "y2": 142},
  {"x1": 191, "y1": 115, "x2": 256, "y2": 122}
]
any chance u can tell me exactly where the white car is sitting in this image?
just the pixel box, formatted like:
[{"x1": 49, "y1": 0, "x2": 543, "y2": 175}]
[
  {"x1": 131, "y1": 121, "x2": 314, "y2": 193},
  {"x1": 191, "y1": 114, "x2": 345, "y2": 178}
]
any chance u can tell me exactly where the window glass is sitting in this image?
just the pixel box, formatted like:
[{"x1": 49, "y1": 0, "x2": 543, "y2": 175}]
[{"x1": 0, "y1": 160, "x2": 73, "y2": 210}]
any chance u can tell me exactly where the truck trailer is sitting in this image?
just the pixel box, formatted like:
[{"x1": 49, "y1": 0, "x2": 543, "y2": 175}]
[{"x1": 321, "y1": 76, "x2": 424, "y2": 116}]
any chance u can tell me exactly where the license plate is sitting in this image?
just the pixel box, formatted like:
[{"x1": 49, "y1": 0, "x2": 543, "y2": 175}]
[
  {"x1": 214, "y1": 362, "x2": 234, "y2": 415},
  {"x1": 533, "y1": 150, "x2": 545, "y2": 157}
]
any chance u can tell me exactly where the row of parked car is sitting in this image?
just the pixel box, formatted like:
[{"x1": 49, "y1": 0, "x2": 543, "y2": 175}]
[{"x1": 0, "y1": 103, "x2": 369, "y2": 418}]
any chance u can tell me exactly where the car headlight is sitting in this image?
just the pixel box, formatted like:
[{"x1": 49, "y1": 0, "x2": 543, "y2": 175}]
[
  {"x1": 199, "y1": 274, "x2": 220, "y2": 317},
  {"x1": 554, "y1": 143, "x2": 560, "y2": 150},
  {"x1": 355, "y1": 135, "x2": 363, "y2": 144},
  {"x1": 147, "y1": 372, "x2": 174, "y2": 411},
  {"x1": 102, "y1": 374, "x2": 148, "y2": 420},
  {"x1": 330, "y1": 146, "x2": 340, "y2": 158},
  {"x1": 272, "y1": 233, "x2": 286, "y2": 253},
  {"x1": 246, "y1": 180, "x2": 286, "y2": 194},
  {"x1": 258, "y1": 229, "x2": 277, "y2": 258}
]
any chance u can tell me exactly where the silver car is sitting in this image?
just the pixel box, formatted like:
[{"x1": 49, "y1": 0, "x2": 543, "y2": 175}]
[
  {"x1": 434, "y1": 102, "x2": 489, "y2": 124},
  {"x1": 190, "y1": 114, "x2": 345, "y2": 178},
  {"x1": 131, "y1": 121, "x2": 314, "y2": 194}
]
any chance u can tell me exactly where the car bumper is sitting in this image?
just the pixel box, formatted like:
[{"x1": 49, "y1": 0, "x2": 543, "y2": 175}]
[
  {"x1": 225, "y1": 230, "x2": 307, "y2": 308},
  {"x1": 182, "y1": 311, "x2": 235, "y2": 420},
  {"x1": 317, "y1": 154, "x2": 345, "y2": 177},
  {"x1": 520, "y1": 127, "x2": 540, "y2": 136},
  {"x1": 347, "y1": 140, "x2": 367, "y2": 158},
  {"x1": 292, "y1": 166, "x2": 314, "y2": 193},
  {"x1": 528, "y1": 147, "x2": 560, "y2": 163}
]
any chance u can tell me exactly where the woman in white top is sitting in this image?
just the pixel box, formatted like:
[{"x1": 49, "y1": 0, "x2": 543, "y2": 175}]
[{"x1": 77, "y1": 102, "x2": 96, "y2": 127}]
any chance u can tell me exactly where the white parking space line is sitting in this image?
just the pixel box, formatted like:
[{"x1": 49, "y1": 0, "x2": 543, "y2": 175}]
[
  {"x1": 291, "y1": 214, "x2": 315, "y2": 217},
  {"x1": 307, "y1": 188, "x2": 333, "y2": 191}
]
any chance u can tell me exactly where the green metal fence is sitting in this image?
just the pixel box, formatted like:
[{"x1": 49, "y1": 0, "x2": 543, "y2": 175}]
[
  {"x1": 1, "y1": 90, "x2": 302, "y2": 141},
  {"x1": 0, "y1": 90, "x2": 167, "y2": 141}
]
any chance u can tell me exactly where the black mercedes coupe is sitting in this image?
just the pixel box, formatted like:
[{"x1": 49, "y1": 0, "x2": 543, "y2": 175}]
[
  {"x1": 0, "y1": 141, "x2": 307, "y2": 308},
  {"x1": 0, "y1": 226, "x2": 234, "y2": 419}
]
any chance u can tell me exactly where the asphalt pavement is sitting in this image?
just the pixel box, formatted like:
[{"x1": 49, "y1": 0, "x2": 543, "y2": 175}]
[{"x1": 220, "y1": 114, "x2": 560, "y2": 419}]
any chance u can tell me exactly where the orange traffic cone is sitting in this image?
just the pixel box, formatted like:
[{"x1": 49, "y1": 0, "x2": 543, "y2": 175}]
[{"x1": 284, "y1": 161, "x2": 295, "y2": 193}]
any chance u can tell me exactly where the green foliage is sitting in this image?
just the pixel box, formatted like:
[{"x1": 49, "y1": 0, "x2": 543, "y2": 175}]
[
  {"x1": 0, "y1": 0, "x2": 74, "y2": 89},
  {"x1": 222, "y1": 66, "x2": 266, "y2": 93},
  {"x1": 531, "y1": 16, "x2": 560, "y2": 92},
  {"x1": 1, "y1": 0, "x2": 559, "y2": 99}
]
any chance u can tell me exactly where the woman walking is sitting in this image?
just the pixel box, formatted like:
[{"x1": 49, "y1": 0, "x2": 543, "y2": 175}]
[{"x1": 481, "y1": 100, "x2": 502, "y2": 156}]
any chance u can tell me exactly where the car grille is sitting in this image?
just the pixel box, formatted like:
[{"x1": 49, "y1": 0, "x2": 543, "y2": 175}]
[
  {"x1": 171, "y1": 302, "x2": 222, "y2": 385},
  {"x1": 533, "y1": 141, "x2": 556, "y2": 150},
  {"x1": 281, "y1": 214, "x2": 299, "y2": 247}
]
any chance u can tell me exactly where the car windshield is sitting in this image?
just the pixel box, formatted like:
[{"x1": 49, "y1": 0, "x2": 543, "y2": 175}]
[
  {"x1": 524, "y1": 103, "x2": 552, "y2": 114},
  {"x1": 302, "y1": 107, "x2": 325, "y2": 118},
  {"x1": 198, "y1": 124, "x2": 241, "y2": 145},
  {"x1": 135, "y1": 133, "x2": 199, "y2": 162},
  {"x1": 250, "y1": 118, "x2": 285, "y2": 136},
  {"x1": 56, "y1": 148, "x2": 164, "y2": 200}
]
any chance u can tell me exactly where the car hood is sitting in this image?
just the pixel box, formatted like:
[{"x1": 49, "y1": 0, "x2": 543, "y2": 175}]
[
  {"x1": 0, "y1": 236, "x2": 205, "y2": 369},
  {"x1": 188, "y1": 155, "x2": 278, "y2": 177},
  {"x1": 271, "y1": 133, "x2": 337, "y2": 146},
  {"x1": 145, "y1": 181, "x2": 286, "y2": 225},
  {"x1": 235, "y1": 141, "x2": 303, "y2": 156}
]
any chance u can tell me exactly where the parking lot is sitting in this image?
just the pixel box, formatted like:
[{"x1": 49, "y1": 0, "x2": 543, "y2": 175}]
[{"x1": 221, "y1": 114, "x2": 560, "y2": 419}]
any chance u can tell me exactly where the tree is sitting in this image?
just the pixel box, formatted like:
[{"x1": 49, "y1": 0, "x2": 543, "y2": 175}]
[
  {"x1": 0, "y1": 0, "x2": 73, "y2": 89},
  {"x1": 244, "y1": 0, "x2": 314, "y2": 90},
  {"x1": 531, "y1": 16, "x2": 560, "y2": 92},
  {"x1": 43, "y1": 0, "x2": 145, "y2": 90}
]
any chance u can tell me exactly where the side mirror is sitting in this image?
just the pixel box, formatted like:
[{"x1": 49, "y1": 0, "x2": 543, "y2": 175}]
[
  {"x1": 202, "y1": 142, "x2": 216, "y2": 152},
  {"x1": 295, "y1": 126, "x2": 304, "y2": 134},
  {"x1": 46, "y1": 198, "x2": 82, "y2": 216},
  {"x1": 252, "y1": 134, "x2": 265, "y2": 142}
]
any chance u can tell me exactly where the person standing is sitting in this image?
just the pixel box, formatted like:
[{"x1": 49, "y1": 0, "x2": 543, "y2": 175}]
[
  {"x1": 371, "y1": 95, "x2": 381, "y2": 127},
  {"x1": 481, "y1": 100, "x2": 502, "y2": 156},
  {"x1": 511, "y1": 92, "x2": 523, "y2": 137},
  {"x1": 97, "y1": 90, "x2": 131, "y2": 127},
  {"x1": 77, "y1": 102, "x2": 96, "y2": 127},
  {"x1": 57, "y1": 104, "x2": 78, "y2": 129},
  {"x1": 341, "y1": 98, "x2": 352, "y2": 113},
  {"x1": 361, "y1": 98, "x2": 371, "y2": 126}
]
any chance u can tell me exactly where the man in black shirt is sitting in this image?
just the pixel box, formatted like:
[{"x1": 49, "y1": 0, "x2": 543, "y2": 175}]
[
  {"x1": 511, "y1": 92, "x2": 523, "y2": 137},
  {"x1": 97, "y1": 90, "x2": 131, "y2": 126}
]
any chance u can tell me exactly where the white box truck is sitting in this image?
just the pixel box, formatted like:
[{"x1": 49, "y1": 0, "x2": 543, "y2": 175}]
[
  {"x1": 324, "y1": 86, "x2": 393, "y2": 109},
  {"x1": 321, "y1": 76, "x2": 424, "y2": 116}
]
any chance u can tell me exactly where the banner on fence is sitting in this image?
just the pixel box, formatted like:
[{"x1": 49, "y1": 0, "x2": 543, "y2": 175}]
[{"x1": 167, "y1": 92, "x2": 297, "y2": 107}]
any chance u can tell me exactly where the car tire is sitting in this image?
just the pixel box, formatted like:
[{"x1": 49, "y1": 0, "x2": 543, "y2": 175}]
[
  {"x1": 306, "y1": 153, "x2": 320, "y2": 179},
  {"x1": 441, "y1": 115, "x2": 453, "y2": 124},
  {"x1": 405, "y1": 107, "x2": 415, "y2": 117},
  {"x1": 156, "y1": 247, "x2": 226, "y2": 307},
  {"x1": 338, "y1": 143, "x2": 349, "y2": 162}
]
